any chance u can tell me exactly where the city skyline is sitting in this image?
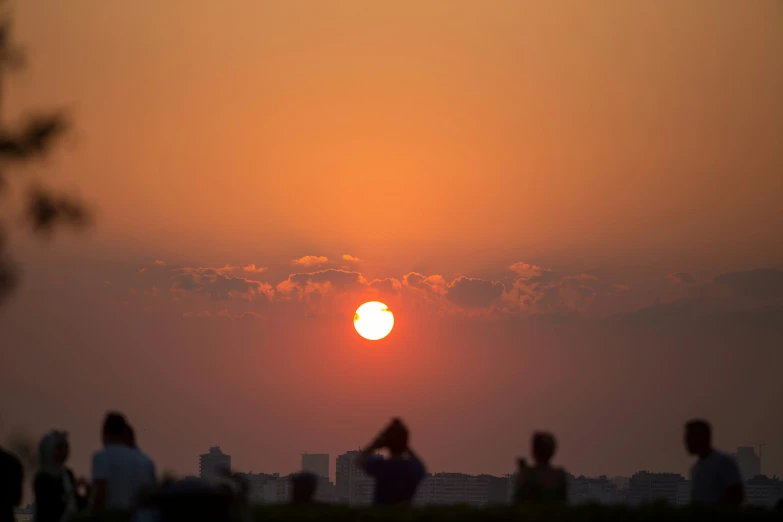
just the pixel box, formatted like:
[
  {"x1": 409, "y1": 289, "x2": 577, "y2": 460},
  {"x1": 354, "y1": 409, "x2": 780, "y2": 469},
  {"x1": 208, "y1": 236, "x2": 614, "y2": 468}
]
[
  {"x1": 200, "y1": 443, "x2": 777, "y2": 486},
  {"x1": 194, "y1": 445, "x2": 781, "y2": 508}
]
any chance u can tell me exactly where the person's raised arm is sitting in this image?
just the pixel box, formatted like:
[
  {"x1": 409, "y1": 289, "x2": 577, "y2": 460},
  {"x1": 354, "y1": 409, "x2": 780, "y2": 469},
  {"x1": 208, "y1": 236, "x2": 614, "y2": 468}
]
[{"x1": 355, "y1": 433, "x2": 385, "y2": 471}]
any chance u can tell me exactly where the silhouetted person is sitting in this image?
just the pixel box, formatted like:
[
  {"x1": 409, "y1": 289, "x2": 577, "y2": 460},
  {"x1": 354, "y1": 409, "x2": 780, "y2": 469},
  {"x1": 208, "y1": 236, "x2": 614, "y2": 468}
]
[
  {"x1": 123, "y1": 424, "x2": 157, "y2": 484},
  {"x1": 151, "y1": 477, "x2": 235, "y2": 522},
  {"x1": 290, "y1": 472, "x2": 318, "y2": 505},
  {"x1": 685, "y1": 419, "x2": 744, "y2": 506},
  {"x1": 34, "y1": 431, "x2": 88, "y2": 522},
  {"x1": 357, "y1": 418, "x2": 426, "y2": 506},
  {"x1": 92, "y1": 412, "x2": 156, "y2": 511},
  {"x1": 514, "y1": 432, "x2": 567, "y2": 505},
  {"x1": 0, "y1": 445, "x2": 23, "y2": 522},
  {"x1": 151, "y1": 470, "x2": 248, "y2": 522}
]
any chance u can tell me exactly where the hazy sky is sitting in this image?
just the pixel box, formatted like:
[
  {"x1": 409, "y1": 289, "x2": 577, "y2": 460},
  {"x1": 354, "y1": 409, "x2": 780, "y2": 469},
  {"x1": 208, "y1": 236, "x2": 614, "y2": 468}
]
[{"x1": 1, "y1": 0, "x2": 782, "y2": 485}]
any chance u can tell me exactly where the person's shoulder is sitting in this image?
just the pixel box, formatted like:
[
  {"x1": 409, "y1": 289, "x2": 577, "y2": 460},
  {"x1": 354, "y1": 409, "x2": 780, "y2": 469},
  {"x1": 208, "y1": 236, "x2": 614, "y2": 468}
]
[
  {"x1": 518, "y1": 466, "x2": 535, "y2": 481},
  {"x1": 137, "y1": 450, "x2": 156, "y2": 472},
  {"x1": 407, "y1": 458, "x2": 425, "y2": 473},
  {"x1": 92, "y1": 447, "x2": 106, "y2": 460},
  {"x1": 363, "y1": 455, "x2": 384, "y2": 474}
]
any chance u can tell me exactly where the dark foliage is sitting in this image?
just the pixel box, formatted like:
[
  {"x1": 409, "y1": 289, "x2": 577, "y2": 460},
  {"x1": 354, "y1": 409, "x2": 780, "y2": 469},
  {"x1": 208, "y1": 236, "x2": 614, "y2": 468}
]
[
  {"x1": 0, "y1": 15, "x2": 90, "y2": 306},
  {"x1": 0, "y1": 114, "x2": 67, "y2": 160}
]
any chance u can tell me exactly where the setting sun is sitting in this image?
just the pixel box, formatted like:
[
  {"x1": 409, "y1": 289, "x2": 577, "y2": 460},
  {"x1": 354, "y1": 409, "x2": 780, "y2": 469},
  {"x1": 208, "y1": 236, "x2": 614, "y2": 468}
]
[{"x1": 354, "y1": 301, "x2": 394, "y2": 341}]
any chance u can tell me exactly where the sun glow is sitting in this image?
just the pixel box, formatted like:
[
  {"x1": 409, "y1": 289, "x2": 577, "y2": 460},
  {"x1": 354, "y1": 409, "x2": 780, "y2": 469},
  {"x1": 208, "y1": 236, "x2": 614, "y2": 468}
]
[{"x1": 353, "y1": 301, "x2": 394, "y2": 341}]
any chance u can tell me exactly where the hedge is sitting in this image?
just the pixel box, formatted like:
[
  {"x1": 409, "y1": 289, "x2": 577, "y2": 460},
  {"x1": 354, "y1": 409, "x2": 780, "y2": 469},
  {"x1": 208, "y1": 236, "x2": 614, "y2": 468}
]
[{"x1": 71, "y1": 503, "x2": 782, "y2": 522}]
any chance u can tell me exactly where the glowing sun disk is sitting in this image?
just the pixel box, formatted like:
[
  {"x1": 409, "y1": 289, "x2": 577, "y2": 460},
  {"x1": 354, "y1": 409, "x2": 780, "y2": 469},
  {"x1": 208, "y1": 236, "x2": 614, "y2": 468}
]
[{"x1": 354, "y1": 301, "x2": 394, "y2": 340}]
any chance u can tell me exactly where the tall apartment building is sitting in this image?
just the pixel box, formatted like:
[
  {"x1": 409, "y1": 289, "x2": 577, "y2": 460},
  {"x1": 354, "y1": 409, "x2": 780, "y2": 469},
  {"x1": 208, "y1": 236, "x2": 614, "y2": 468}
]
[
  {"x1": 335, "y1": 451, "x2": 375, "y2": 505},
  {"x1": 732, "y1": 447, "x2": 761, "y2": 481},
  {"x1": 199, "y1": 446, "x2": 231, "y2": 480},
  {"x1": 627, "y1": 472, "x2": 685, "y2": 505},
  {"x1": 415, "y1": 473, "x2": 508, "y2": 506},
  {"x1": 301, "y1": 453, "x2": 330, "y2": 479}
]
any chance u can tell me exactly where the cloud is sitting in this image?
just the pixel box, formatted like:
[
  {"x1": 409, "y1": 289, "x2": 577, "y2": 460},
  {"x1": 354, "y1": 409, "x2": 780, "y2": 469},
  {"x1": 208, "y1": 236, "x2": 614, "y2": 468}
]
[
  {"x1": 712, "y1": 268, "x2": 783, "y2": 301},
  {"x1": 216, "y1": 309, "x2": 265, "y2": 321},
  {"x1": 276, "y1": 269, "x2": 367, "y2": 297},
  {"x1": 243, "y1": 264, "x2": 267, "y2": 274},
  {"x1": 291, "y1": 255, "x2": 329, "y2": 267},
  {"x1": 128, "y1": 258, "x2": 638, "y2": 319},
  {"x1": 668, "y1": 272, "x2": 696, "y2": 285},
  {"x1": 508, "y1": 262, "x2": 544, "y2": 279},
  {"x1": 446, "y1": 276, "x2": 505, "y2": 308},
  {"x1": 402, "y1": 273, "x2": 449, "y2": 297},
  {"x1": 171, "y1": 271, "x2": 273, "y2": 302},
  {"x1": 626, "y1": 268, "x2": 783, "y2": 323},
  {"x1": 342, "y1": 254, "x2": 362, "y2": 263},
  {"x1": 134, "y1": 261, "x2": 274, "y2": 303},
  {"x1": 273, "y1": 269, "x2": 404, "y2": 316},
  {"x1": 137, "y1": 260, "x2": 167, "y2": 275},
  {"x1": 185, "y1": 310, "x2": 209, "y2": 318},
  {"x1": 504, "y1": 261, "x2": 618, "y2": 314},
  {"x1": 367, "y1": 278, "x2": 402, "y2": 295}
]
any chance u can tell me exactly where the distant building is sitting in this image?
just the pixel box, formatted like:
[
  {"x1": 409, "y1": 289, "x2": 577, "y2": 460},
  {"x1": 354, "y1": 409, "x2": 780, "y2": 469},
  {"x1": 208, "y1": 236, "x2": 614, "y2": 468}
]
[
  {"x1": 568, "y1": 475, "x2": 620, "y2": 505},
  {"x1": 415, "y1": 473, "x2": 508, "y2": 506},
  {"x1": 506, "y1": 472, "x2": 517, "y2": 503},
  {"x1": 237, "y1": 472, "x2": 281, "y2": 503},
  {"x1": 745, "y1": 475, "x2": 783, "y2": 508},
  {"x1": 335, "y1": 451, "x2": 375, "y2": 505},
  {"x1": 676, "y1": 480, "x2": 691, "y2": 505},
  {"x1": 732, "y1": 447, "x2": 761, "y2": 482},
  {"x1": 627, "y1": 472, "x2": 685, "y2": 505},
  {"x1": 199, "y1": 446, "x2": 231, "y2": 480},
  {"x1": 313, "y1": 477, "x2": 338, "y2": 503},
  {"x1": 302, "y1": 453, "x2": 330, "y2": 479},
  {"x1": 611, "y1": 476, "x2": 630, "y2": 490}
]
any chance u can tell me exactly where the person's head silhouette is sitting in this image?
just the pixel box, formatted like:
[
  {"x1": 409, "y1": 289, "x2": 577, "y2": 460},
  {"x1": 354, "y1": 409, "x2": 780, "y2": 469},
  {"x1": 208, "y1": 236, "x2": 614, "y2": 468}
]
[
  {"x1": 102, "y1": 412, "x2": 128, "y2": 446},
  {"x1": 685, "y1": 419, "x2": 712, "y2": 458},
  {"x1": 383, "y1": 419, "x2": 409, "y2": 457},
  {"x1": 290, "y1": 472, "x2": 318, "y2": 504},
  {"x1": 532, "y1": 432, "x2": 557, "y2": 467},
  {"x1": 123, "y1": 423, "x2": 137, "y2": 448},
  {"x1": 39, "y1": 431, "x2": 70, "y2": 473}
]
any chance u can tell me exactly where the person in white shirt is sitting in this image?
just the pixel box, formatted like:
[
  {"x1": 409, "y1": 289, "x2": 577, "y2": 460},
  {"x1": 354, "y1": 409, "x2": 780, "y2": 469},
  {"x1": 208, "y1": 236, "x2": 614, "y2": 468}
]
[
  {"x1": 91, "y1": 413, "x2": 157, "y2": 511},
  {"x1": 123, "y1": 424, "x2": 156, "y2": 482},
  {"x1": 685, "y1": 419, "x2": 744, "y2": 506}
]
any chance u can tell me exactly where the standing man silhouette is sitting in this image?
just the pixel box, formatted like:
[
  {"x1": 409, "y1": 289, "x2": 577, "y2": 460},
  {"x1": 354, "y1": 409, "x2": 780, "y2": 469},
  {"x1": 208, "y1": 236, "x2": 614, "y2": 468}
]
[
  {"x1": 357, "y1": 418, "x2": 426, "y2": 506},
  {"x1": 685, "y1": 420, "x2": 744, "y2": 506}
]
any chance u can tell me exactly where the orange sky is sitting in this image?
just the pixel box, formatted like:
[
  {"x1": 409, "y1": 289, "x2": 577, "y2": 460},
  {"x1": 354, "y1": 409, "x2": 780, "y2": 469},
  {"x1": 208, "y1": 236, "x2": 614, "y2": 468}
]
[
  {"x1": 9, "y1": 0, "x2": 783, "y2": 272},
  {"x1": 2, "y1": 0, "x2": 783, "y2": 487}
]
